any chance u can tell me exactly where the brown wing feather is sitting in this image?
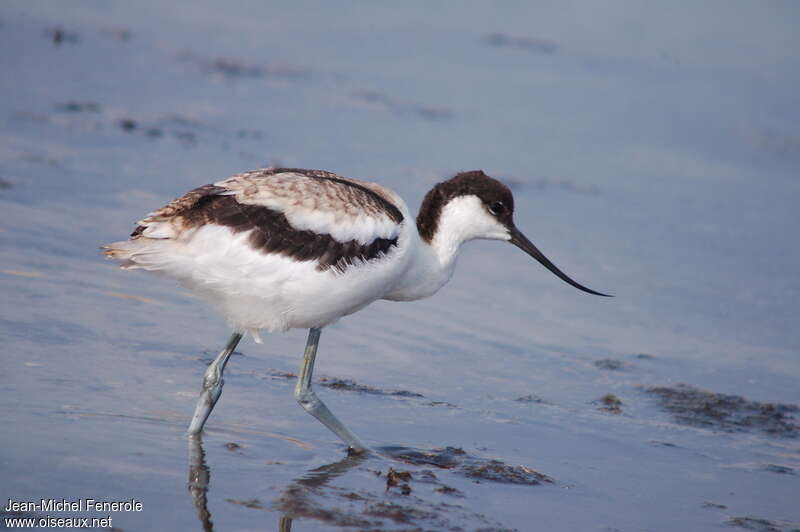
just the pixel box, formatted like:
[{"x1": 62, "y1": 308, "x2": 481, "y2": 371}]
[{"x1": 126, "y1": 175, "x2": 399, "y2": 273}]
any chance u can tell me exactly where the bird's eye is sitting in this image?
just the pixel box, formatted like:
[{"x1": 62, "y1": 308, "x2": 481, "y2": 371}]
[{"x1": 488, "y1": 201, "x2": 504, "y2": 216}]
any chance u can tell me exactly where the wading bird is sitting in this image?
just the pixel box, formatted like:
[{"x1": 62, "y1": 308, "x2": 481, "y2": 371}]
[{"x1": 103, "y1": 168, "x2": 609, "y2": 453}]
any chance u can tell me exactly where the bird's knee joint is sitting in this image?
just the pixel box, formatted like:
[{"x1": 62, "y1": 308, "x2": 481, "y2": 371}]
[
  {"x1": 294, "y1": 388, "x2": 319, "y2": 411},
  {"x1": 202, "y1": 371, "x2": 223, "y2": 392}
]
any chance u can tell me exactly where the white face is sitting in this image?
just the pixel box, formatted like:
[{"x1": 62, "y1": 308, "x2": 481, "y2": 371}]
[{"x1": 435, "y1": 194, "x2": 512, "y2": 244}]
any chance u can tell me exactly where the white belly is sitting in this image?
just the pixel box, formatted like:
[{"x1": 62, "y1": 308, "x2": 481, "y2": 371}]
[{"x1": 142, "y1": 224, "x2": 413, "y2": 332}]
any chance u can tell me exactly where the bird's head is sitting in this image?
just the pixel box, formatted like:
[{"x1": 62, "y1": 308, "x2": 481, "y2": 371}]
[{"x1": 417, "y1": 170, "x2": 611, "y2": 296}]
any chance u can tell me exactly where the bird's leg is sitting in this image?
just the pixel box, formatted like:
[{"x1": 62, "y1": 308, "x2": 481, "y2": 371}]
[
  {"x1": 187, "y1": 332, "x2": 243, "y2": 435},
  {"x1": 294, "y1": 328, "x2": 368, "y2": 454}
]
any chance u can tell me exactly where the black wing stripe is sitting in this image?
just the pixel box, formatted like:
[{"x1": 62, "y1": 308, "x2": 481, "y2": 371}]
[{"x1": 205, "y1": 195, "x2": 397, "y2": 273}]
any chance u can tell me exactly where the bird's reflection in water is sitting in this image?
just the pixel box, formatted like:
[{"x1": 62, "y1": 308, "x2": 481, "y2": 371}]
[
  {"x1": 187, "y1": 435, "x2": 215, "y2": 532},
  {"x1": 187, "y1": 435, "x2": 367, "y2": 532},
  {"x1": 278, "y1": 450, "x2": 368, "y2": 531}
]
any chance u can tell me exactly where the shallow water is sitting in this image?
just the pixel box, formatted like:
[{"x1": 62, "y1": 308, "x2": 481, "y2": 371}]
[{"x1": 2, "y1": 2, "x2": 799, "y2": 531}]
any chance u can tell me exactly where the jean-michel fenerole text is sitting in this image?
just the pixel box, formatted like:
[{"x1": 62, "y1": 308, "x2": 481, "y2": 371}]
[{"x1": 4, "y1": 498, "x2": 143, "y2": 512}]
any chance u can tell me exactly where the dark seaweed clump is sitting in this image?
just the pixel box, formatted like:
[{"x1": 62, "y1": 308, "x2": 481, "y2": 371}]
[
  {"x1": 319, "y1": 377, "x2": 424, "y2": 398},
  {"x1": 726, "y1": 515, "x2": 800, "y2": 532},
  {"x1": 596, "y1": 393, "x2": 624, "y2": 414},
  {"x1": 647, "y1": 384, "x2": 799, "y2": 438},
  {"x1": 594, "y1": 358, "x2": 631, "y2": 371},
  {"x1": 485, "y1": 33, "x2": 558, "y2": 55},
  {"x1": 385, "y1": 446, "x2": 553, "y2": 486}
]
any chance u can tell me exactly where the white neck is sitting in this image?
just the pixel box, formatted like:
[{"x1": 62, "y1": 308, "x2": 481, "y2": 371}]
[{"x1": 384, "y1": 195, "x2": 509, "y2": 301}]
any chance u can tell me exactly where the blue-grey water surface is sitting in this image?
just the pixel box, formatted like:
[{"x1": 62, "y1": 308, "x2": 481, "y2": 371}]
[{"x1": 1, "y1": 2, "x2": 799, "y2": 531}]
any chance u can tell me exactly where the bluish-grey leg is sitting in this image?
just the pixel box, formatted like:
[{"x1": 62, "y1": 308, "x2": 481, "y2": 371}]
[
  {"x1": 294, "y1": 328, "x2": 367, "y2": 454},
  {"x1": 187, "y1": 332, "x2": 243, "y2": 435}
]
